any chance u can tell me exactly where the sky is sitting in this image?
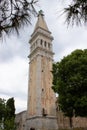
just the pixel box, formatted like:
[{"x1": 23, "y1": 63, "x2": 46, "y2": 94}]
[{"x1": 0, "y1": 0, "x2": 87, "y2": 113}]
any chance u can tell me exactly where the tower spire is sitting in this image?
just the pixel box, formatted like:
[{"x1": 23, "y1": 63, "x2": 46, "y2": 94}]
[{"x1": 33, "y1": 10, "x2": 49, "y2": 32}]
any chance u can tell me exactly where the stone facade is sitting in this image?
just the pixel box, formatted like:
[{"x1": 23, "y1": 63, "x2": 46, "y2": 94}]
[
  {"x1": 15, "y1": 111, "x2": 26, "y2": 130},
  {"x1": 15, "y1": 108, "x2": 87, "y2": 130},
  {"x1": 26, "y1": 116, "x2": 58, "y2": 130},
  {"x1": 26, "y1": 11, "x2": 58, "y2": 130},
  {"x1": 57, "y1": 109, "x2": 87, "y2": 129}
]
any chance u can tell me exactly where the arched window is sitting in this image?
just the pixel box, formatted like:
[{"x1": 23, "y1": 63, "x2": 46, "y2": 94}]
[
  {"x1": 48, "y1": 43, "x2": 50, "y2": 49},
  {"x1": 40, "y1": 39, "x2": 43, "y2": 45},
  {"x1": 30, "y1": 128, "x2": 35, "y2": 130},
  {"x1": 44, "y1": 41, "x2": 46, "y2": 47},
  {"x1": 42, "y1": 108, "x2": 47, "y2": 116},
  {"x1": 36, "y1": 40, "x2": 37, "y2": 46}
]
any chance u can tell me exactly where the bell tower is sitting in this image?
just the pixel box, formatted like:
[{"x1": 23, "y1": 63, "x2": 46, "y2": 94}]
[{"x1": 26, "y1": 10, "x2": 58, "y2": 130}]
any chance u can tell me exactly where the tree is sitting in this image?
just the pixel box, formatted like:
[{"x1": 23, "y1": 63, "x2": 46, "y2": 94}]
[
  {"x1": 0, "y1": 97, "x2": 16, "y2": 130},
  {"x1": 6, "y1": 97, "x2": 15, "y2": 119},
  {"x1": 0, "y1": 0, "x2": 38, "y2": 38},
  {"x1": 63, "y1": 0, "x2": 87, "y2": 26},
  {"x1": 52, "y1": 49, "x2": 87, "y2": 127},
  {"x1": 0, "y1": 98, "x2": 6, "y2": 121},
  {"x1": 4, "y1": 117, "x2": 16, "y2": 130}
]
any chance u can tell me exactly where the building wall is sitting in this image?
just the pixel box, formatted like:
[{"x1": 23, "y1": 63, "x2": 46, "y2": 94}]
[
  {"x1": 15, "y1": 111, "x2": 26, "y2": 130},
  {"x1": 15, "y1": 108, "x2": 87, "y2": 130},
  {"x1": 57, "y1": 109, "x2": 87, "y2": 129}
]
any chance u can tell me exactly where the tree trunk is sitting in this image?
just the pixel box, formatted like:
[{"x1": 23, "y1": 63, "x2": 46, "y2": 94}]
[{"x1": 69, "y1": 117, "x2": 73, "y2": 128}]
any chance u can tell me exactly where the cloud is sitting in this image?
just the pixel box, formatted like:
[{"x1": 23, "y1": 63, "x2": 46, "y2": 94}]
[
  {"x1": 0, "y1": 34, "x2": 29, "y2": 63},
  {"x1": 53, "y1": 25, "x2": 87, "y2": 61},
  {"x1": 0, "y1": 56, "x2": 28, "y2": 112},
  {"x1": 0, "y1": 93, "x2": 27, "y2": 113},
  {"x1": 0, "y1": 1, "x2": 87, "y2": 114}
]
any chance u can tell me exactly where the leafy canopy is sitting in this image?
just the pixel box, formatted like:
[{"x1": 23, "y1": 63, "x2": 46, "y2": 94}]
[
  {"x1": 52, "y1": 49, "x2": 87, "y2": 117},
  {"x1": 0, "y1": 97, "x2": 15, "y2": 130},
  {"x1": 0, "y1": 0, "x2": 38, "y2": 38},
  {"x1": 63, "y1": 0, "x2": 87, "y2": 26}
]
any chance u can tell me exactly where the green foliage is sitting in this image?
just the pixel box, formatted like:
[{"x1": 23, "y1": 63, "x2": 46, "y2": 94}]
[
  {"x1": 52, "y1": 49, "x2": 87, "y2": 118},
  {"x1": 59, "y1": 128, "x2": 87, "y2": 130},
  {"x1": 0, "y1": 97, "x2": 15, "y2": 130},
  {"x1": 6, "y1": 98, "x2": 15, "y2": 119},
  {"x1": 4, "y1": 118, "x2": 16, "y2": 130},
  {"x1": 0, "y1": 99, "x2": 6, "y2": 121},
  {"x1": 0, "y1": 0, "x2": 38, "y2": 38},
  {"x1": 63, "y1": 0, "x2": 87, "y2": 26}
]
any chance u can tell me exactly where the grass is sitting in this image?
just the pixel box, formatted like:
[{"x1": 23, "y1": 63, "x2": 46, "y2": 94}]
[{"x1": 58, "y1": 128, "x2": 87, "y2": 130}]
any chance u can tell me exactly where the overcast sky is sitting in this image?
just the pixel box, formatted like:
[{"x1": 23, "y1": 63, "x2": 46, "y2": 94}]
[{"x1": 0, "y1": 1, "x2": 87, "y2": 113}]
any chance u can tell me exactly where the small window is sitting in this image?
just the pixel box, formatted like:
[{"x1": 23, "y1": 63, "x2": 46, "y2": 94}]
[
  {"x1": 40, "y1": 39, "x2": 43, "y2": 45},
  {"x1": 44, "y1": 41, "x2": 46, "y2": 47},
  {"x1": 23, "y1": 124, "x2": 25, "y2": 127},
  {"x1": 42, "y1": 108, "x2": 47, "y2": 116},
  {"x1": 30, "y1": 128, "x2": 35, "y2": 130},
  {"x1": 36, "y1": 40, "x2": 37, "y2": 46},
  {"x1": 42, "y1": 88, "x2": 44, "y2": 91},
  {"x1": 48, "y1": 43, "x2": 50, "y2": 48}
]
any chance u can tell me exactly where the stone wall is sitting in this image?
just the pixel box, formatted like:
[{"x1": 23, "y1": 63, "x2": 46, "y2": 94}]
[
  {"x1": 15, "y1": 111, "x2": 26, "y2": 130},
  {"x1": 57, "y1": 109, "x2": 87, "y2": 129},
  {"x1": 15, "y1": 108, "x2": 87, "y2": 130}
]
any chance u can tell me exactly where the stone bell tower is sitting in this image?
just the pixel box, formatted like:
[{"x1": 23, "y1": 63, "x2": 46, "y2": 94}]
[{"x1": 26, "y1": 10, "x2": 58, "y2": 130}]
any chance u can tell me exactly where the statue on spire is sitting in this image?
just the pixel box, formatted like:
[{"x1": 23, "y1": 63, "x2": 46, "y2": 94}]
[{"x1": 38, "y1": 10, "x2": 44, "y2": 16}]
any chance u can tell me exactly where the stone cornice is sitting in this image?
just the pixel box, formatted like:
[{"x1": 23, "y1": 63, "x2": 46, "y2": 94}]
[
  {"x1": 29, "y1": 27, "x2": 53, "y2": 43},
  {"x1": 28, "y1": 47, "x2": 54, "y2": 60},
  {"x1": 26, "y1": 115, "x2": 57, "y2": 120},
  {"x1": 33, "y1": 27, "x2": 51, "y2": 36}
]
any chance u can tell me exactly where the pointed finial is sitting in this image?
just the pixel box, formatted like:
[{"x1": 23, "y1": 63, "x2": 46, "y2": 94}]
[{"x1": 38, "y1": 10, "x2": 44, "y2": 16}]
